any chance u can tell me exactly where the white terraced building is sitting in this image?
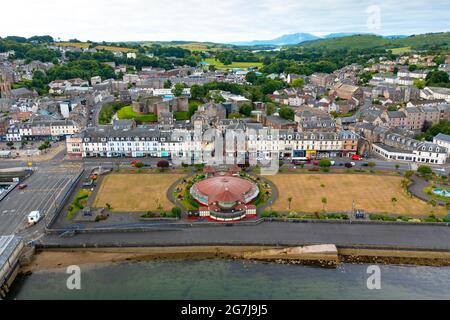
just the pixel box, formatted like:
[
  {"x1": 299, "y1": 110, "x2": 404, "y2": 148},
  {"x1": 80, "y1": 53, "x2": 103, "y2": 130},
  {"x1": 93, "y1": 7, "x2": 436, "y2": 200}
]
[
  {"x1": 68, "y1": 126, "x2": 203, "y2": 159},
  {"x1": 372, "y1": 133, "x2": 448, "y2": 165},
  {"x1": 68, "y1": 125, "x2": 358, "y2": 161}
]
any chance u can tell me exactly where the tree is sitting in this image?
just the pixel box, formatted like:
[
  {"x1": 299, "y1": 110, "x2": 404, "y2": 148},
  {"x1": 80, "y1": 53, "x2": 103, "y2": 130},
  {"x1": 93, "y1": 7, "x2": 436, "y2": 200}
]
[
  {"x1": 417, "y1": 165, "x2": 432, "y2": 176},
  {"x1": 404, "y1": 170, "x2": 414, "y2": 179},
  {"x1": 171, "y1": 207, "x2": 182, "y2": 218},
  {"x1": 318, "y1": 159, "x2": 332, "y2": 168},
  {"x1": 401, "y1": 179, "x2": 409, "y2": 189},
  {"x1": 321, "y1": 197, "x2": 328, "y2": 212},
  {"x1": 287, "y1": 197, "x2": 293, "y2": 210},
  {"x1": 408, "y1": 64, "x2": 418, "y2": 72},
  {"x1": 239, "y1": 104, "x2": 252, "y2": 117},
  {"x1": 172, "y1": 83, "x2": 185, "y2": 97},
  {"x1": 395, "y1": 164, "x2": 400, "y2": 171},
  {"x1": 426, "y1": 70, "x2": 449, "y2": 85},
  {"x1": 291, "y1": 78, "x2": 305, "y2": 88},
  {"x1": 212, "y1": 93, "x2": 225, "y2": 104},
  {"x1": 157, "y1": 160, "x2": 170, "y2": 169},
  {"x1": 6, "y1": 141, "x2": 14, "y2": 148},
  {"x1": 278, "y1": 107, "x2": 295, "y2": 120},
  {"x1": 134, "y1": 162, "x2": 144, "y2": 168},
  {"x1": 228, "y1": 112, "x2": 241, "y2": 119},
  {"x1": 266, "y1": 103, "x2": 276, "y2": 116},
  {"x1": 163, "y1": 80, "x2": 172, "y2": 89},
  {"x1": 188, "y1": 100, "x2": 201, "y2": 118},
  {"x1": 190, "y1": 85, "x2": 205, "y2": 100},
  {"x1": 391, "y1": 197, "x2": 397, "y2": 209},
  {"x1": 368, "y1": 162, "x2": 376, "y2": 168},
  {"x1": 413, "y1": 79, "x2": 426, "y2": 89},
  {"x1": 38, "y1": 141, "x2": 51, "y2": 152},
  {"x1": 245, "y1": 71, "x2": 258, "y2": 84}
]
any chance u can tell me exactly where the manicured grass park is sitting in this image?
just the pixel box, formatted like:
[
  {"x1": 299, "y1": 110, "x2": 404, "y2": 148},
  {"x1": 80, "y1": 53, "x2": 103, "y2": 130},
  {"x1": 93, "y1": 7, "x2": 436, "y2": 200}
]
[
  {"x1": 93, "y1": 174, "x2": 185, "y2": 212},
  {"x1": 267, "y1": 174, "x2": 447, "y2": 216},
  {"x1": 117, "y1": 106, "x2": 158, "y2": 123},
  {"x1": 203, "y1": 58, "x2": 263, "y2": 70}
]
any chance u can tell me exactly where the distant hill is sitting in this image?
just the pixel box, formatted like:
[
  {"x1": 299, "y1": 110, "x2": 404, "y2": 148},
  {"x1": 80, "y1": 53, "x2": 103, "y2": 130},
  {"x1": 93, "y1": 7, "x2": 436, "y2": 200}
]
[
  {"x1": 231, "y1": 33, "x2": 320, "y2": 46},
  {"x1": 298, "y1": 32, "x2": 450, "y2": 51},
  {"x1": 323, "y1": 33, "x2": 361, "y2": 39},
  {"x1": 230, "y1": 32, "x2": 415, "y2": 46}
]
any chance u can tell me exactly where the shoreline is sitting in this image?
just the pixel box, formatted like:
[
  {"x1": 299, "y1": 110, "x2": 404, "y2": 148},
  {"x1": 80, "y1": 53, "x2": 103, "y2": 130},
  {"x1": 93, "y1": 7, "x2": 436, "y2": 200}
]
[{"x1": 19, "y1": 245, "x2": 450, "y2": 274}]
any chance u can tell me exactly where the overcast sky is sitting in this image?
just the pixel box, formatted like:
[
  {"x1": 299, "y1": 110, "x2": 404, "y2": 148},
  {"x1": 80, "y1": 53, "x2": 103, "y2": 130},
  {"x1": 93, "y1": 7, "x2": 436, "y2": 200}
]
[{"x1": 1, "y1": 0, "x2": 449, "y2": 42}]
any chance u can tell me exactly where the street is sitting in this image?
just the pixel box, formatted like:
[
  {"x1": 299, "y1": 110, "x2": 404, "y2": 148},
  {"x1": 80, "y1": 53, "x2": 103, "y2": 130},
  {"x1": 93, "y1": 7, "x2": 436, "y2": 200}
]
[{"x1": 0, "y1": 164, "x2": 81, "y2": 237}]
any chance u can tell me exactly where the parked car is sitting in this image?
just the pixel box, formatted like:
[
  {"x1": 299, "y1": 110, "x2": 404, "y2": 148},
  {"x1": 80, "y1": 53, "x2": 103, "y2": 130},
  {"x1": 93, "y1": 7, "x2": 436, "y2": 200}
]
[
  {"x1": 352, "y1": 154, "x2": 361, "y2": 161},
  {"x1": 313, "y1": 160, "x2": 319, "y2": 166},
  {"x1": 18, "y1": 184, "x2": 27, "y2": 190},
  {"x1": 330, "y1": 161, "x2": 336, "y2": 166},
  {"x1": 28, "y1": 211, "x2": 41, "y2": 225},
  {"x1": 350, "y1": 162, "x2": 356, "y2": 167},
  {"x1": 345, "y1": 162, "x2": 353, "y2": 168}
]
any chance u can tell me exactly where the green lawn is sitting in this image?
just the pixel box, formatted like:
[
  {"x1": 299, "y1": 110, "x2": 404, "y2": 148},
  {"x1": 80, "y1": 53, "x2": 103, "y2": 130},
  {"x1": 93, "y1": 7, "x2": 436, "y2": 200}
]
[
  {"x1": 174, "y1": 111, "x2": 189, "y2": 121},
  {"x1": 67, "y1": 189, "x2": 92, "y2": 220},
  {"x1": 117, "y1": 106, "x2": 158, "y2": 123},
  {"x1": 390, "y1": 47, "x2": 412, "y2": 55},
  {"x1": 204, "y1": 58, "x2": 263, "y2": 70}
]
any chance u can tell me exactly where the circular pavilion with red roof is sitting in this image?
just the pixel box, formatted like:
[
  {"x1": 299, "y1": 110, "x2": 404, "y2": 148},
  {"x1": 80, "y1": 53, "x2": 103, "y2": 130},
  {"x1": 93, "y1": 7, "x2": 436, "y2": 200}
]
[{"x1": 191, "y1": 174, "x2": 259, "y2": 210}]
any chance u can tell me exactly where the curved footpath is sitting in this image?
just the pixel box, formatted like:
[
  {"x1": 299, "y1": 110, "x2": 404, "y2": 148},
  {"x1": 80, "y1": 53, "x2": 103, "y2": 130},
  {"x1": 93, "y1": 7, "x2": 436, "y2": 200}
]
[{"x1": 39, "y1": 221, "x2": 450, "y2": 251}]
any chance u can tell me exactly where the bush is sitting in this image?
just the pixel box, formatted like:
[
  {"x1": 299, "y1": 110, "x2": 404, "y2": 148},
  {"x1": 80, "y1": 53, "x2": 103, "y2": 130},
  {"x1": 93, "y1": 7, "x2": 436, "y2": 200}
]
[
  {"x1": 417, "y1": 165, "x2": 432, "y2": 176},
  {"x1": 171, "y1": 207, "x2": 182, "y2": 218},
  {"x1": 141, "y1": 212, "x2": 156, "y2": 218},
  {"x1": 95, "y1": 215, "x2": 108, "y2": 222},
  {"x1": 133, "y1": 162, "x2": 144, "y2": 168},
  {"x1": 369, "y1": 214, "x2": 397, "y2": 221},
  {"x1": 157, "y1": 160, "x2": 170, "y2": 168},
  {"x1": 404, "y1": 170, "x2": 414, "y2": 179},
  {"x1": 318, "y1": 159, "x2": 332, "y2": 168},
  {"x1": 181, "y1": 162, "x2": 189, "y2": 168}
]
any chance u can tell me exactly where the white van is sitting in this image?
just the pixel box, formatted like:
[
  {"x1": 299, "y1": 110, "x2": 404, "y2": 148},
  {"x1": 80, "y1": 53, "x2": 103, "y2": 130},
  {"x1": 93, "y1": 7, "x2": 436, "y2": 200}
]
[{"x1": 28, "y1": 211, "x2": 41, "y2": 225}]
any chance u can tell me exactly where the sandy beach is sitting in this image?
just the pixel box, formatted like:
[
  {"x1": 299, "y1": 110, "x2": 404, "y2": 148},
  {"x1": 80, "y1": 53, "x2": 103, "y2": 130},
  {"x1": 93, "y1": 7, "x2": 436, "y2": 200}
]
[
  {"x1": 21, "y1": 245, "x2": 340, "y2": 273},
  {"x1": 19, "y1": 245, "x2": 450, "y2": 274}
]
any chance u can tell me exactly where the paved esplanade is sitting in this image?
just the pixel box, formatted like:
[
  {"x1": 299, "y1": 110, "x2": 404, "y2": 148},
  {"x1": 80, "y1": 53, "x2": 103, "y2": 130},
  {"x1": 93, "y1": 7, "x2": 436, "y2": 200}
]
[{"x1": 41, "y1": 222, "x2": 450, "y2": 250}]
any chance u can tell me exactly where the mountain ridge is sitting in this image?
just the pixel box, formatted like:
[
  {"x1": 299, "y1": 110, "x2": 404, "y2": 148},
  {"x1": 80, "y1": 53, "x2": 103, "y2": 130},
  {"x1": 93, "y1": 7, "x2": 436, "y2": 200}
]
[{"x1": 230, "y1": 32, "x2": 409, "y2": 46}]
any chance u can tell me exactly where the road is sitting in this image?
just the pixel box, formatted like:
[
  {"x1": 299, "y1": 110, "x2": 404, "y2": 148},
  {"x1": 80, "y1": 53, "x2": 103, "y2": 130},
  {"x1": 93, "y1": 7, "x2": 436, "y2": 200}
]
[
  {"x1": 0, "y1": 164, "x2": 82, "y2": 237},
  {"x1": 285, "y1": 157, "x2": 450, "y2": 176},
  {"x1": 40, "y1": 221, "x2": 450, "y2": 250}
]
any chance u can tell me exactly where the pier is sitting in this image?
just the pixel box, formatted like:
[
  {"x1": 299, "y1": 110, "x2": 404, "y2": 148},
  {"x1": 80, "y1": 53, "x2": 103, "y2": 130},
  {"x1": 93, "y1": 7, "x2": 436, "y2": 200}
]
[{"x1": 0, "y1": 235, "x2": 25, "y2": 299}]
